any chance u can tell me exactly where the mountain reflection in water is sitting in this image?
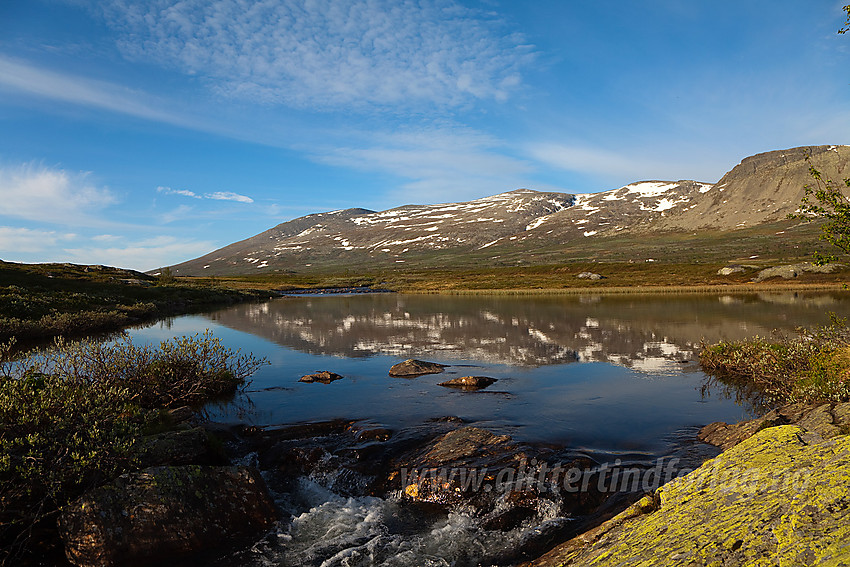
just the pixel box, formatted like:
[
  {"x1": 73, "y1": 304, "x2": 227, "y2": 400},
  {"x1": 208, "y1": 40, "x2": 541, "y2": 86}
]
[{"x1": 202, "y1": 292, "x2": 849, "y2": 372}]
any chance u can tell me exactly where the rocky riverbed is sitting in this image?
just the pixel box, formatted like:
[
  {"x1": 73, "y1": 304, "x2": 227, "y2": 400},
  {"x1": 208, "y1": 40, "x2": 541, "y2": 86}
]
[{"x1": 53, "y1": 383, "x2": 850, "y2": 566}]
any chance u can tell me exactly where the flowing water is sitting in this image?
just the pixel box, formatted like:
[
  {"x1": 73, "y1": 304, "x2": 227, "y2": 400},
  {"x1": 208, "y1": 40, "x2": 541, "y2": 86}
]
[{"x1": 125, "y1": 291, "x2": 850, "y2": 566}]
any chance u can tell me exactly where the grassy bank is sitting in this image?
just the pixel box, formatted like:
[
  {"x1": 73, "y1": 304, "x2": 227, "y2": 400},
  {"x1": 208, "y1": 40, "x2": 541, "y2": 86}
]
[
  {"x1": 0, "y1": 261, "x2": 272, "y2": 342},
  {"x1": 186, "y1": 260, "x2": 848, "y2": 294},
  {"x1": 700, "y1": 317, "x2": 850, "y2": 404},
  {"x1": 0, "y1": 332, "x2": 267, "y2": 564}
]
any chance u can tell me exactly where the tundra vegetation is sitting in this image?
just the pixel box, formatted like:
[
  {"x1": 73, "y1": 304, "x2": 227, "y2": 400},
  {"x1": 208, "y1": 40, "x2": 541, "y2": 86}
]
[
  {"x1": 700, "y1": 316, "x2": 850, "y2": 405},
  {"x1": 0, "y1": 261, "x2": 270, "y2": 342},
  {"x1": 0, "y1": 332, "x2": 266, "y2": 564}
]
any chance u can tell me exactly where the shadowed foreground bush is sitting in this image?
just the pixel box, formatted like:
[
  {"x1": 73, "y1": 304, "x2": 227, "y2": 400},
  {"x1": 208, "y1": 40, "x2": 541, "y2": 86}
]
[
  {"x1": 0, "y1": 331, "x2": 266, "y2": 564},
  {"x1": 700, "y1": 316, "x2": 850, "y2": 404}
]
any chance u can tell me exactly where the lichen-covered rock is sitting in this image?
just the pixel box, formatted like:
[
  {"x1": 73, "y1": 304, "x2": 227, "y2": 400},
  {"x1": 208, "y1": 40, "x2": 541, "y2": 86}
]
[
  {"x1": 524, "y1": 425, "x2": 850, "y2": 566},
  {"x1": 299, "y1": 370, "x2": 344, "y2": 383},
  {"x1": 388, "y1": 359, "x2": 446, "y2": 377},
  {"x1": 717, "y1": 265, "x2": 746, "y2": 275},
  {"x1": 438, "y1": 376, "x2": 498, "y2": 390},
  {"x1": 59, "y1": 465, "x2": 277, "y2": 567},
  {"x1": 576, "y1": 272, "x2": 605, "y2": 280},
  {"x1": 752, "y1": 262, "x2": 840, "y2": 282},
  {"x1": 699, "y1": 401, "x2": 848, "y2": 450}
]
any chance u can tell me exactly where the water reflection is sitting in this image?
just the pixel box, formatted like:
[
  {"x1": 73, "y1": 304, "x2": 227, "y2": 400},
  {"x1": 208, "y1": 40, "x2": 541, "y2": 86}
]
[{"x1": 202, "y1": 292, "x2": 850, "y2": 372}]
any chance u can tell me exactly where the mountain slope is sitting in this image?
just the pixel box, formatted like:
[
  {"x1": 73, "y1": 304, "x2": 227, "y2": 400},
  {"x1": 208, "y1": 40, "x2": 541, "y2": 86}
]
[
  {"x1": 172, "y1": 189, "x2": 575, "y2": 274},
  {"x1": 169, "y1": 145, "x2": 850, "y2": 275}
]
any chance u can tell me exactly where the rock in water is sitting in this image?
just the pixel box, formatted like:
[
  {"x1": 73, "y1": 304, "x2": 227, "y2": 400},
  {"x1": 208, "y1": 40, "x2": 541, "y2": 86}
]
[
  {"x1": 438, "y1": 376, "x2": 498, "y2": 390},
  {"x1": 59, "y1": 465, "x2": 277, "y2": 567},
  {"x1": 388, "y1": 359, "x2": 446, "y2": 377},
  {"x1": 299, "y1": 370, "x2": 344, "y2": 384},
  {"x1": 524, "y1": 425, "x2": 850, "y2": 566},
  {"x1": 394, "y1": 426, "x2": 520, "y2": 506}
]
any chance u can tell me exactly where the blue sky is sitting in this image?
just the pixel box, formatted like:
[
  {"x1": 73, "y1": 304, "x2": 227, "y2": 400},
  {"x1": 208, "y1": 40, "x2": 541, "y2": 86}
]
[{"x1": 1, "y1": 0, "x2": 849, "y2": 271}]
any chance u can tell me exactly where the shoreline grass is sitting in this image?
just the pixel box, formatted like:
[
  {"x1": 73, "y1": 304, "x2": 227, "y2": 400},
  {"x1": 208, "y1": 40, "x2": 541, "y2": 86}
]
[{"x1": 403, "y1": 282, "x2": 849, "y2": 295}]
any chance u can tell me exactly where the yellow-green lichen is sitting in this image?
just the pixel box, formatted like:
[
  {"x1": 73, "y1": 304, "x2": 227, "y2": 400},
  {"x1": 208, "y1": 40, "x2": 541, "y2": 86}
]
[{"x1": 547, "y1": 426, "x2": 850, "y2": 566}]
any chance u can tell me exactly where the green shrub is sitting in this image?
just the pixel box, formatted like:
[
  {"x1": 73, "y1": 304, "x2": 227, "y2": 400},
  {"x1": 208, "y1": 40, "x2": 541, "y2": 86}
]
[
  {"x1": 0, "y1": 371, "x2": 143, "y2": 521},
  {"x1": 699, "y1": 316, "x2": 850, "y2": 404},
  {"x1": 4, "y1": 330, "x2": 266, "y2": 409},
  {"x1": 0, "y1": 332, "x2": 267, "y2": 562}
]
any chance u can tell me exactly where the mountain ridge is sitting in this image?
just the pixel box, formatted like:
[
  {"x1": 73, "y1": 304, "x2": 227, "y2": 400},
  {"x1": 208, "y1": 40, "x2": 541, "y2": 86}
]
[{"x1": 168, "y1": 145, "x2": 850, "y2": 275}]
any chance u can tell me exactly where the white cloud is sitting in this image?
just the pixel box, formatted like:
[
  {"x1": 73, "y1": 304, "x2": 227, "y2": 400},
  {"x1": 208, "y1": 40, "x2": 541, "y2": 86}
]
[
  {"x1": 0, "y1": 227, "x2": 74, "y2": 255},
  {"x1": 204, "y1": 191, "x2": 253, "y2": 203},
  {"x1": 91, "y1": 234, "x2": 122, "y2": 242},
  {"x1": 157, "y1": 186, "x2": 254, "y2": 204},
  {"x1": 0, "y1": 162, "x2": 116, "y2": 224},
  {"x1": 157, "y1": 186, "x2": 200, "y2": 198},
  {"x1": 64, "y1": 235, "x2": 217, "y2": 272},
  {"x1": 97, "y1": 0, "x2": 533, "y2": 109}
]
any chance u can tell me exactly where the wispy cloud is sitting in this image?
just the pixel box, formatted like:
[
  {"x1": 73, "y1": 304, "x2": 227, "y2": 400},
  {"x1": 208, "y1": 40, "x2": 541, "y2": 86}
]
[
  {"x1": 157, "y1": 186, "x2": 254, "y2": 203},
  {"x1": 0, "y1": 55, "x2": 194, "y2": 126},
  {"x1": 97, "y1": 0, "x2": 533, "y2": 109},
  {"x1": 157, "y1": 186, "x2": 200, "y2": 199},
  {"x1": 315, "y1": 126, "x2": 537, "y2": 204},
  {"x1": 205, "y1": 191, "x2": 253, "y2": 203},
  {"x1": 0, "y1": 162, "x2": 116, "y2": 225},
  {"x1": 159, "y1": 204, "x2": 195, "y2": 224},
  {"x1": 526, "y1": 143, "x2": 721, "y2": 186}
]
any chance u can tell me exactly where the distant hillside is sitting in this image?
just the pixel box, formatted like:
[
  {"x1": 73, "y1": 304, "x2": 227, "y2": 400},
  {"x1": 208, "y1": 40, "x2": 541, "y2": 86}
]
[{"x1": 168, "y1": 145, "x2": 850, "y2": 275}]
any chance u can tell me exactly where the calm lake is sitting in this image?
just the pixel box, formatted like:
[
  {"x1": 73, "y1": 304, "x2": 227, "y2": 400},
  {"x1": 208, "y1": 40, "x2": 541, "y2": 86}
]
[
  {"x1": 124, "y1": 291, "x2": 850, "y2": 566},
  {"x1": 129, "y1": 291, "x2": 850, "y2": 456}
]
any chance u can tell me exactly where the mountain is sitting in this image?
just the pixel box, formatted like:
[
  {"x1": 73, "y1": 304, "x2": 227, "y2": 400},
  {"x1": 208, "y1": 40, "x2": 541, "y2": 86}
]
[{"x1": 169, "y1": 145, "x2": 850, "y2": 275}]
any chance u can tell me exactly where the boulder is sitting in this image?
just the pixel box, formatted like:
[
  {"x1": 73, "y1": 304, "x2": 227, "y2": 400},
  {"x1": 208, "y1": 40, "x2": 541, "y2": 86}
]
[
  {"x1": 299, "y1": 370, "x2": 344, "y2": 384},
  {"x1": 524, "y1": 425, "x2": 850, "y2": 566},
  {"x1": 698, "y1": 401, "x2": 849, "y2": 450},
  {"x1": 136, "y1": 427, "x2": 221, "y2": 467},
  {"x1": 388, "y1": 359, "x2": 446, "y2": 377},
  {"x1": 59, "y1": 465, "x2": 277, "y2": 567},
  {"x1": 390, "y1": 424, "x2": 611, "y2": 552},
  {"x1": 438, "y1": 376, "x2": 498, "y2": 390},
  {"x1": 576, "y1": 272, "x2": 605, "y2": 280},
  {"x1": 752, "y1": 262, "x2": 840, "y2": 282},
  {"x1": 717, "y1": 265, "x2": 745, "y2": 275},
  {"x1": 394, "y1": 426, "x2": 524, "y2": 507}
]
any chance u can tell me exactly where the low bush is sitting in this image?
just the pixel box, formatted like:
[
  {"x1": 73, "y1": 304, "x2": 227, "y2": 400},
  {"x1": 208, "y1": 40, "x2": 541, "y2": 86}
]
[
  {"x1": 5, "y1": 330, "x2": 266, "y2": 409},
  {"x1": 0, "y1": 332, "x2": 267, "y2": 563},
  {"x1": 700, "y1": 316, "x2": 850, "y2": 404}
]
